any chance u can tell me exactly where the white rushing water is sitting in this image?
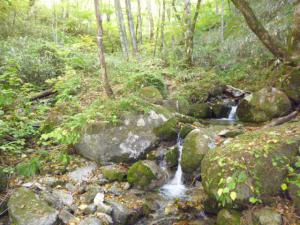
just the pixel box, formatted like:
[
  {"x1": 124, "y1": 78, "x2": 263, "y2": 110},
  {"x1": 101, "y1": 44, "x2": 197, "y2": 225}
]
[
  {"x1": 227, "y1": 105, "x2": 237, "y2": 120},
  {"x1": 161, "y1": 136, "x2": 186, "y2": 198}
]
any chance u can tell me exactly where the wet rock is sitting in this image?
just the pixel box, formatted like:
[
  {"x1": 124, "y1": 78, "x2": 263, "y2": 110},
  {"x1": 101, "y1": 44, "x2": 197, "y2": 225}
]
[
  {"x1": 280, "y1": 69, "x2": 300, "y2": 104},
  {"x1": 75, "y1": 111, "x2": 169, "y2": 164},
  {"x1": 153, "y1": 117, "x2": 179, "y2": 141},
  {"x1": 165, "y1": 147, "x2": 179, "y2": 168},
  {"x1": 79, "y1": 216, "x2": 102, "y2": 225},
  {"x1": 181, "y1": 129, "x2": 210, "y2": 174},
  {"x1": 216, "y1": 209, "x2": 241, "y2": 225},
  {"x1": 68, "y1": 163, "x2": 97, "y2": 183},
  {"x1": 253, "y1": 207, "x2": 282, "y2": 225},
  {"x1": 127, "y1": 160, "x2": 166, "y2": 190},
  {"x1": 188, "y1": 103, "x2": 213, "y2": 119},
  {"x1": 8, "y1": 187, "x2": 58, "y2": 225},
  {"x1": 201, "y1": 121, "x2": 300, "y2": 208},
  {"x1": 101, "y1": 165, "x2": 127, "y2": 182},
  {"x1": 212, "y1": 103, "x2": 231, "y2": 118},
  {"x1": 237, "y1": 87, "x2": 292, "y2": 122},
  {"x1": 58, "y1": 209, "x2": 75, "y2": 224},
  {"x1": 139, "y1": 86, "x2": 164, "y2": 104}
]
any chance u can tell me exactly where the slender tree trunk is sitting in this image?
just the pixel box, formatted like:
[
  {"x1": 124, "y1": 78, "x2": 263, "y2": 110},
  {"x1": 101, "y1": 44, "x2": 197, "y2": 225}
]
[
  {"x1": 292, "y1": 2, "x2": 300, "y2": 62},
  {"x1": 125, "y1": 0, "x2": 138, "y2": 55},
  {"x1": 147, "y1": 0, "x2": 155, "y2": 40},
  {"x1": 114, "y1": 0, "x2": 129, "y2": 59},
  {"x1": 153, "y1": 0, "x2": 161, "y2": 57},
  {"x1": 137, "y1": 0, "x2": 143, "y2": 44},
  {"x1": 184, "y1": 0, "x2": 201, "y2": 66},
  {"x1": 160, "y1": 0, "x2": 166, "y2": 52},
  {"x1": 94, "y1": 0, "x2": 114, "y2": 98},
  {"x1": 231, "y1": 0, "x2": 291, "y2": 63},
  {"x1": 221, "y1": 0, "x2": 225, "y2": 42},
  {"x1": 216, "y1": 0, "x2": 220, "y2": 14}
]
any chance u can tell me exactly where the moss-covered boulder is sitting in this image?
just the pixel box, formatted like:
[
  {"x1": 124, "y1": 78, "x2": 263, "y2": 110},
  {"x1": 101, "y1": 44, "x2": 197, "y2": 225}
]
[
  {"x1": 237, "y1": 88, "x2": 292, "y2": 122},
  {"x1": 0, "y1": 168, "x2": 8, "y2": 192},
  {"x1": 101, "y1": 165, "x2": 128, "y2": 182},
  {"x1": 212, "y1": 103, "x2": 231, "y2": 118},
  {"x1": 288, "y1": 182, "x2": 300, "y2": 216},
  {"x1": 181, "y1": 129, "x2": 210, "y2": 174},
  {"x1": 179, "y1": 124, "x2": 194, "y2": 139},
  {"x1": 280, "y1": 70, "x2": 300, "y2": 104},
  {"x1": 252, "y1": 207, "x2": 283, "y2": 225},
  {"x1": 139, "y1": 86, "x2": 164, "y2": 104},
  {"x1": 154, "y1": 117, "x2": 179, "y2": 141},
  {"x1": 8, "y1": 188, "x2": 58, "y2": 225},
  {"x1": 165, "y1": 147, "x2": 179, "y2": 168},
  {"x1": 127, "y1": 160, "x2": 166, "y2": 190},
  {"x1": 188, "y1": 103, "x2": 213, "y2": 119},
  {"x1": 217, "y1": 209, "x2": 241, "y2": 225},
  {"x1": 201, "y1": 121, "x2": 300, "y2": 208},
  {"x1": 162, "y1": 97, "x2": 190, "y2": 115}
]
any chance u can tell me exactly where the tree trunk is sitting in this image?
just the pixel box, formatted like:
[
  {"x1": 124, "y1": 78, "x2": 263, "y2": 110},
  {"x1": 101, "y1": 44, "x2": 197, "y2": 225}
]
[
  {"x1": 184, "y1": 0, "x2": 201, "y2": 66},
  {"x1": 231, "y1": 0, "x2": 291, "y2": 63},
  {"x1": 114, "y1": 0, "x2": 129, "y2": 59},
  {"x1": 147, "y1": 0, "x2": 154, "y2": 40},
  {"x1": 153, "y1": 0, "x2": 161, "y2": 57},
  {"x1": 137, "y1": 0, "x2": 143, "y2": 44},
  {"x1": 216, "y1": 0, "x2": 220, "y2": 14},
  {"x1": 221, "y1": 0, "x2": 225, "y2": 42},
  {"x1": 125, "y1": 0, "x2": 138, "y2": 55},
  {"x1": 160, "y1": 0, "x2": 166, "y2": 52},
  {"x1": 292, "y1": 2, "x2": 300, "y2": 63},
  {"x1": 94, "y1": 0, "x2": 114, "y2": 98}
]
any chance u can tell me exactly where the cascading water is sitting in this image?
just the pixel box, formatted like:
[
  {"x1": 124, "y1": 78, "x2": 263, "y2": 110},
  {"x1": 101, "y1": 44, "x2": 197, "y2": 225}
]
[
  {"x1": 161, "y1": 135, "x2": 186, "y2": 198},
  {"x1": 227, "y1": 105, "x2": 237, "y2": 120}
]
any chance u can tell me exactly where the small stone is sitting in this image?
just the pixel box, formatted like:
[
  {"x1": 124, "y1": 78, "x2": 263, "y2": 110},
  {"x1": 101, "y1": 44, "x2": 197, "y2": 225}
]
[
  {"x1": 83, "y1": 204, "x2": 97, "y2": 215},
  {"x1": 79, "y1": 217, "x2": 102, "y2": 225},
  {"x1": 96, "y1": 212, "x2": 113, "y2": 224},
  {"x1": 79, "y1": 204, "x2": 88, "y2": 211},
  {"x1": 58, "y1": 209, "x2": 75, "y2": 224},
  {"x1": 52, "y1": 190, "x2": 73, "y2": 206},
  {"x1": 65, "y1": 183, "x2": 77, "y2": 192},
  {"x1": 93, "y1": 193, "x2": 105, "y2": 206},
  {"x1": 96, "y1": 203, "x2": 113, "y2": 215},
  {"x1": 68, "y1": 164, "x2": 97, "y2": 184}
]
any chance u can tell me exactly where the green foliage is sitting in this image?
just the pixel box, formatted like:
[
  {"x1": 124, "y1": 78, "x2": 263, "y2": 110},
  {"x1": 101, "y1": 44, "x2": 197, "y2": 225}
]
[{"x1": 16, "y1": 157, "x2": 41, "y2": 177}]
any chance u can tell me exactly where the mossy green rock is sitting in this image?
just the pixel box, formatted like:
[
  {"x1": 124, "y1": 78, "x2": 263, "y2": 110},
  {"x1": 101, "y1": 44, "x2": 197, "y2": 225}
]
[
  {"x1": 188, "y1": 103, "x2": 213, "y2": 119},
  {"x1": 201, "y1": 121, "x2": 300, "y2": 207},
  {"x1": 181, "y1": 129, "x2": 210, "y2": 174},
  {"x1": 154, "y1": 117, "x2": 179, "y2": 141},
  {"x1": 8, "y1": 187, "x2": 58, "y2": 225},
  {"x1": 127, "y1": 160, "x2": 166, "y2": 190},
  {"x1": 162, "y1": 97, "x2": 190, "y2": 115},
  {"x1": 139, "y1": 86, "x2": 164, "y2": 104},
  {"x1": 101, "y1": 165, "x2": 128, "y2": 182},
  {"x1": 179, "y1": 124, "x2": 194, "y2": 138},
  {"x1": 281, "y1": 70, "x2": 300, "y2": 104},
  {"x1": 217, "y1": 209, "x2": 241, "y2": 225},
  {"x1": 237, "y1": 88, "x2": 292, "y2": 122},
  {"x1": 165, "y1": 147, "x2": 179, "y2": 168},
  {"x1": 212, "y1": 104, "x2": 231, "y2": 118},
  {"x1": 0, "y1": 168, "x2": 8, "y2": 192}
]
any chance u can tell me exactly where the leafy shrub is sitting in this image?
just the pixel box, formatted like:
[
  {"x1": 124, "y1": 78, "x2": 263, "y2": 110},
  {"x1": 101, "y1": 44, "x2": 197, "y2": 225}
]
[
  {"x1": 16, "y1": 157, "x2": 41, "y2": 177},
  {"x1": 127, "y1": 73, "x2": 167, "y2": 97}
]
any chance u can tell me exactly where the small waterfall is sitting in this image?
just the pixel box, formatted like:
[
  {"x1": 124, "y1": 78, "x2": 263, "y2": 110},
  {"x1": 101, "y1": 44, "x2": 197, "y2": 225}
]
[
  {"x1": 228, "y1": 105, "x2": 237, "y2": 120},
  {"x1": 161, "y1": 135, "x2": 186, "y2": 198}
]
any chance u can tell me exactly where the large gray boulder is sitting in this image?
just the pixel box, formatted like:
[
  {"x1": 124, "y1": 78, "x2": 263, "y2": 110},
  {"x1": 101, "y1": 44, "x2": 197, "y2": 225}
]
[
  {"x1": 75, "y1": 110, "x2": 169, "y2": 164},
  {"x1": 237, "y1": 87, "x2": 292, "y2": 122},
  {"x1": 8, "y1": 188, "x2": 58, "y2": 225}
]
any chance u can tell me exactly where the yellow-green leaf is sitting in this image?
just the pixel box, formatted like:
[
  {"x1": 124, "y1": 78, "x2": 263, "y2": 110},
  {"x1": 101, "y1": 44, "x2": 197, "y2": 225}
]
[
  {"x1": 281, "y1": 183, "x2": 288, "y2": 191},
  {"x1": 217, "y1": 188, "x2": 223, "y2": 196},
  {"x1": 230, "y1": 191, "x2": 237, "y2": 201}
]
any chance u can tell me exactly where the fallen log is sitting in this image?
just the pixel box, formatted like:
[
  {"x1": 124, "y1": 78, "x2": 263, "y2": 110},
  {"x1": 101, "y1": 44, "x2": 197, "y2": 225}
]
[
  {"x1": 265, "y1": 106, "x2": 300, "y2": 128},
  {"x1": 29, "y1": 89, "x2": 57, "y2": 101}
]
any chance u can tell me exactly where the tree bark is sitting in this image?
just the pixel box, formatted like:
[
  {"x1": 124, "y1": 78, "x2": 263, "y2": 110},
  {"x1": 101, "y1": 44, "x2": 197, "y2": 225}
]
[
  {"x1": 231, "y1": 0, "x2": 291, "y2": 63},
  {"x1": 94, "y1": 0, "x2": 114, "y2": 98},
  {"x1": 137, "y1": 0, "x2": 143, "y2": 44},
  {"x1": 292, "y1": 2, "x2": 300, "y2": 62},
  {"x1": 160, "y1": 0, "x2": 166, "y2": 52},
  {"x1": 153, "y1": 0, "x2": 161, "y2": 57},
  {"x1": 125, "y1": 0, "x2": 138, "y2": 55},
  {"x1": 114, "y1": 0, "x2": 129, "y2": 59},
  {"x1": 147, "y1": 0, "x2": 154, "y2": 40}
]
